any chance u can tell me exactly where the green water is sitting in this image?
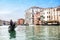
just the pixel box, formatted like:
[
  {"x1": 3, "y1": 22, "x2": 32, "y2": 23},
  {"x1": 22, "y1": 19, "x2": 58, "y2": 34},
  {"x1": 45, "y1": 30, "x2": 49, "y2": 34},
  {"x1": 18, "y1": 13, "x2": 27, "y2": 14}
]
[
  {"x1": 0, "y1": 25, "x2": 26, "y2": 40},
  {"x1": 0, "y1": 25, "x2": 60, "y2": 40},
  {"x1": 26, "y1": 25, "x2": 60, "y2": 40}
]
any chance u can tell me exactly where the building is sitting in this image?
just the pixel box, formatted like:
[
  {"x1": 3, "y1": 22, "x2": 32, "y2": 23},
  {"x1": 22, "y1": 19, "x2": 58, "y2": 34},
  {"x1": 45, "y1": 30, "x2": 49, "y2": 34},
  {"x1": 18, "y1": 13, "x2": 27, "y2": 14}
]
[
  {"x1": 3, "y1": 21, "x2": 10, "y2": 25},
  {"x1": 18, "y1": 18, "x2": 25, "y2": 25},
  {"x1": 56, "y1": 6, "x2": 60, "y2": 23},
  {"x1": 42, "y1": 7, "x2": 60, "y2": 24},
  {"x1": 0, "y1": 20, "x2": 3, "y2": 26},
  {"x1": 25, "y1": 6, "x2": 60, "y2": 25},
  {"x1": 25, "y1": 6, "x2": 43, "y2": 25},
  {"x1": 0, "y1": 20, "x2": 10, "y2": 25},
  {"x1": 34, "y1": 12, "x2": 41, "y2": 25}
]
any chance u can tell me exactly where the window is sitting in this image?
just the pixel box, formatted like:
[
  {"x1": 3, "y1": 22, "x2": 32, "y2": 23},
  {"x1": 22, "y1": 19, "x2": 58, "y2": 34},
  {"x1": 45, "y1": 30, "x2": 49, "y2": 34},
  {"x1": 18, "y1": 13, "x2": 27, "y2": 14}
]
[
  {"x1": 47, "y1": 12, "x2": 48, "y2": 14},
  {"x1": 47, "y1": 16, "x2": 50, "y2": 18},
  {"x1": 59, "y1": 15, "x2": 60, "y2": 16},
  {"x1": 49, "y1": 16, "x2": 50, "y2": 18},
  {"x1": 49, "y1": 12, "x2": 50, "y2": 14},
  {"x1": 47, "y1": 16, "x2": 49, "y2": 18}
]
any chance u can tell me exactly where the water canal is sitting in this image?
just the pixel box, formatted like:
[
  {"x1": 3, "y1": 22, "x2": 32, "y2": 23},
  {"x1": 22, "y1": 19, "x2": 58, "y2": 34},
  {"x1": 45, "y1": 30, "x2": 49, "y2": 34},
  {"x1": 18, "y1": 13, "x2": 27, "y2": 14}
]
[{"x1": 0, "y1": 25, "x2": 60, "y2": 40}]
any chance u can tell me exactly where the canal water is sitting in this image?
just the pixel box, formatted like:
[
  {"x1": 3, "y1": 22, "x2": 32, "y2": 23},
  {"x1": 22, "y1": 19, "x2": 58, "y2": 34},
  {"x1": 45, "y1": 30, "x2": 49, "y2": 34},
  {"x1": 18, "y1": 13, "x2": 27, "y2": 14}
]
[
  {"x1": 0, "y1": 25, "x2": 60, "y2": 40},
  {"x1": 0, "y1": 25, "x2": 26, "y2": 40}
]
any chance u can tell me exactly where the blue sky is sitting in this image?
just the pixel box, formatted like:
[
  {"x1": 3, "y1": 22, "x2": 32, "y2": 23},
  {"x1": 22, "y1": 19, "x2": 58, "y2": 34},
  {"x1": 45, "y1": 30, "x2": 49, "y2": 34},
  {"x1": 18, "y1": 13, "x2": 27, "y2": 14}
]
[{"x1": 0, "y1": 0, "x2": 60, "y2": 21}]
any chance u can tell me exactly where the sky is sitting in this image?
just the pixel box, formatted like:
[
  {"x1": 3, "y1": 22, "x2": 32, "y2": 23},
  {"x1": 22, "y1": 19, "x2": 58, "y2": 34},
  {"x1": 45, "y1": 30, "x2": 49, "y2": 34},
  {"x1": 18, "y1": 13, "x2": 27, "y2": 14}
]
[{"x1": 0, "y1": 0, "x2": 60, "y2": 21}]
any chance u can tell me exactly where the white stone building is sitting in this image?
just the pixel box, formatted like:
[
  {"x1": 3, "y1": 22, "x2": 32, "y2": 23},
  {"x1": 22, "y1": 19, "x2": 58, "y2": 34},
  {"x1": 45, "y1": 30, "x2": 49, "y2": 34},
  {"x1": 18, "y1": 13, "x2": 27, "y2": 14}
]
[
  {"x1": 25, "y1": 6, "x2": 43, "y2": 25},
  {"x1": 25, "y1": 6, "x2": 60, "y2": 24},
  {"x1": 0, "y1": 20, "x2": 3, "y2": 26}
]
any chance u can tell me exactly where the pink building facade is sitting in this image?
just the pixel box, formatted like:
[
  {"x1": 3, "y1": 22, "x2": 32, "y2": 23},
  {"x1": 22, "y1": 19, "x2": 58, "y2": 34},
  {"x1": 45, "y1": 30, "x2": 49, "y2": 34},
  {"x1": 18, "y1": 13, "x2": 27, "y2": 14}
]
[{"x1": 34, "y1": 12, "x2": 41, "y2": 25}]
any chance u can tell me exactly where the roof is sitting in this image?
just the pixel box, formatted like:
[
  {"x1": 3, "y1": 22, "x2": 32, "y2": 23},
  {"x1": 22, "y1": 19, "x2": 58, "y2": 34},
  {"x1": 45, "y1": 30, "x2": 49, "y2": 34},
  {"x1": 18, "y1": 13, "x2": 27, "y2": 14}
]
[{"x1": 29, "y1": 6, "x2": 43, "y2": 9}]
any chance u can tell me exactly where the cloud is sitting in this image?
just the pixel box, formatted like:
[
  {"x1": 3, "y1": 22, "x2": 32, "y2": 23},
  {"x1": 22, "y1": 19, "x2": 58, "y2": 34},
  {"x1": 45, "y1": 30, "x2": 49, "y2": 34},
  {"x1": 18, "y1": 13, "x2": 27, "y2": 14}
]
[
  {"x1": 0, "y1": 7, "x2": 20, "y2": 14},
  {"x1": 0, "y1": 10, "x2": 11, "y2": 14},
  {"x1": 0, "y1": 7, "x2": 24, "y2": 21}
]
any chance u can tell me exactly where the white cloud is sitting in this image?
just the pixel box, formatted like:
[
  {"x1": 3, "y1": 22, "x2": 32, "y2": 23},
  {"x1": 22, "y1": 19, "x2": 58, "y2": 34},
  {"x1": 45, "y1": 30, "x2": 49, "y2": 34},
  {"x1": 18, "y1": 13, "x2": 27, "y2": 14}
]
[
  {"x1": 0, "y1": 10, "x2": 11, "y2": 14},
  {"x1": 0, "y1": 7, "x2": 19, "y2": 14},
  {"x1": 0, "y1": 8, "x2": 22, "y2": 21}
]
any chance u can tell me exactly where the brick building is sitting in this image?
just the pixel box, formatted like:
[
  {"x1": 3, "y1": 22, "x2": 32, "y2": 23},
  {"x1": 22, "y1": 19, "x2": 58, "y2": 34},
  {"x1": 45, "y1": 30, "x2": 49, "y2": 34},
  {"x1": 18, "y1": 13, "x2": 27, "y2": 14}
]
[{"x1": 18, "y1": 19, "x2": 25, "y2": 25}]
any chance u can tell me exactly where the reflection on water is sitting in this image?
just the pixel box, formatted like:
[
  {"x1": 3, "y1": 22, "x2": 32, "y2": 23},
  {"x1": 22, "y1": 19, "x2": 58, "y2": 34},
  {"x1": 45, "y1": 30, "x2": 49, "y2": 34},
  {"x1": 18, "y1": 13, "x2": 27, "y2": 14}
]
[
  {"x1": 0, "y1": 25, "x2": 60, "y2": 40},
  {"x1": 0, "y1": 25, "x2": 26, "y2": 40},
  {"x1": 26, "y1": 25, "x2": 60, "y2": 40},
  {"x1": 8, "y1": 30, "x2": 16, "y2": 39}
]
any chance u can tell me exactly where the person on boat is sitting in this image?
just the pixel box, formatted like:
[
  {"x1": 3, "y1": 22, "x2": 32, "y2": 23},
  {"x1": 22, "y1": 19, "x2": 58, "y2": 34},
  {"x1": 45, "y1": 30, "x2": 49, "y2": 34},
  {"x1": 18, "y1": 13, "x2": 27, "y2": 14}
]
[
  {"x1": 10, "y1": 20, "x2": 13, "y2": 26},
  {"x1": 9, "y1": 20, "x2": 14, "y2": 31},
  {"x1": 9, "y1": 20, "x2": 16, "y2": 31}
]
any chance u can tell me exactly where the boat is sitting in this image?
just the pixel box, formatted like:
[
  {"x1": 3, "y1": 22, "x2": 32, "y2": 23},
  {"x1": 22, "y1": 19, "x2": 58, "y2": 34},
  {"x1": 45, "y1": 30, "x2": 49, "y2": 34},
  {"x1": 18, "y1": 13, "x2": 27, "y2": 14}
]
[{"x1": 8, "y1": 23, "x2": 16, "y2": 31}]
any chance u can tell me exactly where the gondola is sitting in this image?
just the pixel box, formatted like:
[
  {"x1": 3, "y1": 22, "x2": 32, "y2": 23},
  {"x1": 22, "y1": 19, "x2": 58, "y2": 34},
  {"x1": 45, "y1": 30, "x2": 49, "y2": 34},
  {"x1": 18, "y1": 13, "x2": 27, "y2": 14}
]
[{"x1": 8, "y1": 23, "x2": 16, "y2": 31}]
